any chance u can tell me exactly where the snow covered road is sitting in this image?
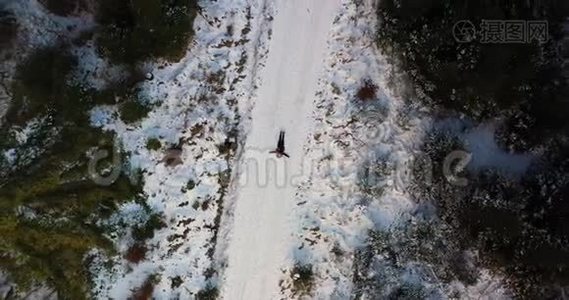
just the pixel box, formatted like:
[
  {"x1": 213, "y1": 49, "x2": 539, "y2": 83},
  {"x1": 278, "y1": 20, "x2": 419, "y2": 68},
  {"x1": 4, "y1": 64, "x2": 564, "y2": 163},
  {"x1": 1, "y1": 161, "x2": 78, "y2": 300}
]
[{"x1": 221, "y1": 0, "x2": 341, "y2": 298}]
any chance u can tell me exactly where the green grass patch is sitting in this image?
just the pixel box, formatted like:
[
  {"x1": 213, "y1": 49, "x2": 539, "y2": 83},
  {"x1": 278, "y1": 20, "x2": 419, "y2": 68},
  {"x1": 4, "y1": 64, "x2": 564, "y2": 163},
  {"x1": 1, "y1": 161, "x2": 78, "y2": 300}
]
[
  {"x1": 0, "y1": 124, "x2": 143, "y2": 298},
  {"x1": 0, "y1": 215, "x2": 114, "y2": 299}
]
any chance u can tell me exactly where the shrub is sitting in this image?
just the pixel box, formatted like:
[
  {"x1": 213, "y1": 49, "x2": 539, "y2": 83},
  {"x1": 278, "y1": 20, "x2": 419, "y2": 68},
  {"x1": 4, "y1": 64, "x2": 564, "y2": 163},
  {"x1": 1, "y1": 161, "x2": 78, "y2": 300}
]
[
  {"x1": 38, "y1": 0, "x2": 82, "y2": 16},
  {"x1": 125, "y1": 243, "x2": 147, "y2": 263},
  {"x1": 356, "y1": 79, "x2": 377, "y2": 101},
  {"x1": 0, "y1": 125, "x2": 143, "y2": 296},
  {"x1": 130, "y1": 274, "x2": 159, "y2": 300},
  {"x1": 186, "y1": 180, "x2": 196, "y2": 190},
  {"x1": 377, "y1": 0, "x2": 569, "y2": 149},
  {"x1": 91, "y1": 79, "x2": 136, "y2": 106},
  {"x1": 0, "y1": 215, "x2": 114, "y2": 300},
  {"x1": 96, "y1": 0, "x2": 199, "y2": 65},
  {"x1": 387, "y1": 283, "x2": 427, "y2": 300},
  {"x1": 291, "y1": 263, "x2": 314, "y2": 296},
  {"x1": 119, "y1": 97, "x2": 151, "y2": 123},
  {"x1": 416, "y1": 129, "x2": 569, "y2": 298},
  {"x1": 132, "y1": 213, "x2": 166, "y2": 242},
  {"x1": 0, "y1": 45, "x2": 145, "y2": 298},
  {"x1": 195, "y1": 284, "x2": 219, "y2": 300},
  {"x1": 170, "y1": 276, "x2": 183, "y2": 289},
  {"x1": 8, "y1": 46, "x2": 78, "y2": 124},
  {"x1": 0, "y1": 10, "x2": 18, "y2": 48},
  {"x1": 15, "y1": 47, "x2": 77, "y2": 101},
  {"x1": 146, "y1": 138, "x2": 162, "y2": 151}
]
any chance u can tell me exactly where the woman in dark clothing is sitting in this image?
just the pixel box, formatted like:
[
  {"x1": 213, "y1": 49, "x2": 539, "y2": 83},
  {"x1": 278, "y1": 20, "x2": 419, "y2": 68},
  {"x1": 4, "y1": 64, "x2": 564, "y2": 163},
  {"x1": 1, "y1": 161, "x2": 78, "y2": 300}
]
[{"x1": 270, "y1": 130, "x2": 290, "y2": 158}]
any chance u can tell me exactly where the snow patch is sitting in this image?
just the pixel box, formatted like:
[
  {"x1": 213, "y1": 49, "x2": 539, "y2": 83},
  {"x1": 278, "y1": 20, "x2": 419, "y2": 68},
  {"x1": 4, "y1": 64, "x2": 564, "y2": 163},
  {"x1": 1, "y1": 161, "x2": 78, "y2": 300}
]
[{"x1": 461, "y1": 123, "x2": 532, "y2": 176}]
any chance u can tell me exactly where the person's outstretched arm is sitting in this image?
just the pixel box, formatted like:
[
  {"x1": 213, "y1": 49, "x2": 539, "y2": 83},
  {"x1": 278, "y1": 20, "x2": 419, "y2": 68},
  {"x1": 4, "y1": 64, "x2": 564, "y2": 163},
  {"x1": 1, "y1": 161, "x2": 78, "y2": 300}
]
[{"x1": 283, "y1": 152, "x2": 290, "y2": 158}]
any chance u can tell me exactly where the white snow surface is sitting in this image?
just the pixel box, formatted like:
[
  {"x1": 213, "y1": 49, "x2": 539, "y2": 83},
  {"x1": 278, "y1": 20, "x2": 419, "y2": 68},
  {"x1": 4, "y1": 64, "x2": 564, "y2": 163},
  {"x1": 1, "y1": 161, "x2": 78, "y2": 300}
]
[
  {"x1": 219, "y1": 0, "x2": 341, "y2": 299},
  {"x1": 435, "y1": 118, "x2": 534, "y2": 177}
]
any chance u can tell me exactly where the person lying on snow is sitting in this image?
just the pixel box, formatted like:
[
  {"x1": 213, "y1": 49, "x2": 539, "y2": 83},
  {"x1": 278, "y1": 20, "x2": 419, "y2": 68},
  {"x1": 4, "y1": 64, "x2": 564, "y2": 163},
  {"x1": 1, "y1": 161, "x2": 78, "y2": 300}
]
[{"x1": 270, "y1": 130, "x2": 290, "y2": 158}]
